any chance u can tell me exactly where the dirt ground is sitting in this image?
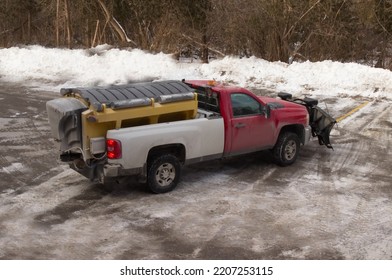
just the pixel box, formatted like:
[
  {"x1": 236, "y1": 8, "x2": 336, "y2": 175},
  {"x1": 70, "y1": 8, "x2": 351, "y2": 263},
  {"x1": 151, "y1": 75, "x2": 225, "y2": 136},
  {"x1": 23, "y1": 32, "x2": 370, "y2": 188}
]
[{"x1": 0, "y1": 83, "x2": 391, "y2": 260}]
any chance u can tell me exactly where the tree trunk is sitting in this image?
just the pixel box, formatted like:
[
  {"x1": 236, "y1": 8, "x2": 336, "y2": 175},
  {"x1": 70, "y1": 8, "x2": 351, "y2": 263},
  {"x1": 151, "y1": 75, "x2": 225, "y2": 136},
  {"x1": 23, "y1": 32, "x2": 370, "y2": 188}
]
[
  {"x1": 27, "y1": 12, "x2": 31, "y2": 43},
  {"x1": 64, "y1": 0, "x2": 72, "y2": 48},
  {"x1": 92, "y1": 20, "x2": 100, "y2": 47},
  {"x1": 201, "y1": 34, "x2": 209, "y2": 63},
  {"x1": 56, "y1": 0, "x2": 60, "y2": 47}
]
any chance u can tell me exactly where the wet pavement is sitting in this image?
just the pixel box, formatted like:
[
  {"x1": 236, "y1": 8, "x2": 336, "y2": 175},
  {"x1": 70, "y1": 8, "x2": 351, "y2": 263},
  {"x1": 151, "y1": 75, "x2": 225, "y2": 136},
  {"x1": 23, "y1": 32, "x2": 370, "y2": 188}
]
[{"x1": 0, "y1": 83, "x2": 391, "y2": 259}]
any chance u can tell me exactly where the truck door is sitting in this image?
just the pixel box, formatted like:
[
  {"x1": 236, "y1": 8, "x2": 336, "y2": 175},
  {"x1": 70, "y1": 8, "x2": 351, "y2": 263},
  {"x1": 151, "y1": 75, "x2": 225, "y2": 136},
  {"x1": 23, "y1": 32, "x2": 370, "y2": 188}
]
[{"x1": 229, "y1": 93, "x2": 274, "y2": 155}]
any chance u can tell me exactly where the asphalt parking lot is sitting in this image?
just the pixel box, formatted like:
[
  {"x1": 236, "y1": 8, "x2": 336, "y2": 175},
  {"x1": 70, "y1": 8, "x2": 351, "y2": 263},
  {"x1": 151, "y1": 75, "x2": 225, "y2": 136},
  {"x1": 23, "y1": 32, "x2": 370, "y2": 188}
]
[{"x1": 0, "y1": 83, "x2": 391, "y2": 259}]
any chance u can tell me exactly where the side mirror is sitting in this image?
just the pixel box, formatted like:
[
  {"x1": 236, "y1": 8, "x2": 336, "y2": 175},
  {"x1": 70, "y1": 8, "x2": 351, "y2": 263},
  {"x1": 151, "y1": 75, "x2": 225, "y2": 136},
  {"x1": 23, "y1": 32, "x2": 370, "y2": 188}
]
[{"x1": 263, "y1": 105, "x2": 271, "y2": 119}]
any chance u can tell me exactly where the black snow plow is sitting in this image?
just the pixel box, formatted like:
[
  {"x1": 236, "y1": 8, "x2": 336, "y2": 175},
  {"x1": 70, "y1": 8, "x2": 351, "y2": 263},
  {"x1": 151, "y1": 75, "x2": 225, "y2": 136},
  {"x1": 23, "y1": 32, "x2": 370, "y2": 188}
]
[{"x1": 278, "y1": 92, "x2": 336, "y2": 149}]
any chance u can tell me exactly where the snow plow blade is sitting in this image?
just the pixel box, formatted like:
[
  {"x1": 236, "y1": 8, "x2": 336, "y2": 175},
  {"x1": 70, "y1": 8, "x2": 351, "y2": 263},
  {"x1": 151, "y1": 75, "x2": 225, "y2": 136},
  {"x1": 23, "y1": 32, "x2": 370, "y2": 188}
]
[
  {"x1": 278, "y1": 93, "x2": 336, "y2": 149},
  {"x1": 308, "y1": 105, "x2": 336, "y2": 149}
]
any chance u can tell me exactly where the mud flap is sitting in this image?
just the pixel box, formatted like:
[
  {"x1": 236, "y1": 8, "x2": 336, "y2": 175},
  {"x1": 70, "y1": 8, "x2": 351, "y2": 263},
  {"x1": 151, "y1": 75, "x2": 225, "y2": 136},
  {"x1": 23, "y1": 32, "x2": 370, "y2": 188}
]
[{"x1": 308, "y1": 106, "x2": 336, "y2": 149}]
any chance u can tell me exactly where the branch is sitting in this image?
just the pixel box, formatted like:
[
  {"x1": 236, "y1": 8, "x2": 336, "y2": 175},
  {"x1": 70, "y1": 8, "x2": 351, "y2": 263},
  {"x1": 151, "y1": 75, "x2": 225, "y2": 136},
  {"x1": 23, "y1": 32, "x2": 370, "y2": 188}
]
[
  {"x1": 96, "y1": 0, "x2": 137, "y2": 46},
  {"x1": 374, "y1": 11, "x2": 392, "y2": 37},
  {"x1": 0, "y1": 26, "x2": 22, "y2": 37},
  {"x1": 181, "y1": 33, "x2": 225, "y2": 57},
  {"x1": 284, "y1": 0, "x2": 321, "y2": 39}
]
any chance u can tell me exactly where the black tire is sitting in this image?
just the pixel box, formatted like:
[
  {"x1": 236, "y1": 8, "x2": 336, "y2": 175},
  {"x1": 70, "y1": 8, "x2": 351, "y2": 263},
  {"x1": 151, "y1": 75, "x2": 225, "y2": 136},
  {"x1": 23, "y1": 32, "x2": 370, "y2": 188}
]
[
  {"x1": 272, "y1": 132, "x2": 300, "y2": 166},
  {"x1": 147, "y1": 154, "x2": 181, "y2": 194}
]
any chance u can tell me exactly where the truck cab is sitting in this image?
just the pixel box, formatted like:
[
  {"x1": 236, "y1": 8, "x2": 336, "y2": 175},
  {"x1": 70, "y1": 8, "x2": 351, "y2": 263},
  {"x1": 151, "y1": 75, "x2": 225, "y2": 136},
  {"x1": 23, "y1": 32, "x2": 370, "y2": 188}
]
[{"x1": 185, "y1": 80, "x2": 312, "y2": 161}]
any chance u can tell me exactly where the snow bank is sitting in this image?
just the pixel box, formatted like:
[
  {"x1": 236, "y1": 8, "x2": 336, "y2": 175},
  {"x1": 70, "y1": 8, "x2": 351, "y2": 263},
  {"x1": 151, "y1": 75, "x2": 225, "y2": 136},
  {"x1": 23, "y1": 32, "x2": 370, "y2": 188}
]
[{"x1": 0, "y1": 45, "x2": 391, "y2": 100}]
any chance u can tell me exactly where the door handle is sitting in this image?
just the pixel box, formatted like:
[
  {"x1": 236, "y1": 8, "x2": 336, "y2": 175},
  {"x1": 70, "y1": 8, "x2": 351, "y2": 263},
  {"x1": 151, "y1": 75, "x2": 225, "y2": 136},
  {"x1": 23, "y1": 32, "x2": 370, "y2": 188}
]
[{"x1": 235, "y1": 123, "x2": 246, "y2": 128}]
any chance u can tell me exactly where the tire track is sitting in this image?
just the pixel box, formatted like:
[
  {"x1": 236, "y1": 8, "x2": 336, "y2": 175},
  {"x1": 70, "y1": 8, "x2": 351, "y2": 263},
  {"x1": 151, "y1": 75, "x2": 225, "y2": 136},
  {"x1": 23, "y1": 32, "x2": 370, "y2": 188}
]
[
  {"x1": 311, "y1": 100, "x2": 392, "y2": 258},
  {"x1": 0, "y1": 86, "x2": 59, "y2": 192}
]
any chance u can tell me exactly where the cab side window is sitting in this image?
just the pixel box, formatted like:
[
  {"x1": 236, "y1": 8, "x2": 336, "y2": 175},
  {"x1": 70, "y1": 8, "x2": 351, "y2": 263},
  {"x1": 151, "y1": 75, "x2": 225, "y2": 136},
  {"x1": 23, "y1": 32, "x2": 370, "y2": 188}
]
[{"x1": 231, "y1": 93, "x2": 262, "y2": 117}]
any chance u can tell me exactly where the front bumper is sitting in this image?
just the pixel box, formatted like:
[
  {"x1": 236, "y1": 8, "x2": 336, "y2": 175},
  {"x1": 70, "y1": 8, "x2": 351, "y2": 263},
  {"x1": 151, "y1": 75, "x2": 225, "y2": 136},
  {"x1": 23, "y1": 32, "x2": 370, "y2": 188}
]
[{"x1": 304, "y1": 125, "x2": 312, "y2": 145}]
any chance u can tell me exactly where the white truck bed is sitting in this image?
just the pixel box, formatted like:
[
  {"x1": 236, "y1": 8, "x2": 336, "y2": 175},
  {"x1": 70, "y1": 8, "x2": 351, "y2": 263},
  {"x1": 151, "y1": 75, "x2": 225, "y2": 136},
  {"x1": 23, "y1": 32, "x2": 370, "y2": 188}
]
[{"x1": 106, "y1": 116, "x2": 225, "y2": 172}]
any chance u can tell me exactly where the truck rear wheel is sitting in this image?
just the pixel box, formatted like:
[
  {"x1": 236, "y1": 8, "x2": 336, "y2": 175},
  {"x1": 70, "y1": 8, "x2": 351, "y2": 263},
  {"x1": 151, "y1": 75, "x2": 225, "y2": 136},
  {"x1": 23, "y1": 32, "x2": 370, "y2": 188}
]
[
  {"x1": 147, "y1": 154, "x2": 181, "y2": 193},
  {"x1": 272, "y1": 132, "x2": 300, "y2": 166}
]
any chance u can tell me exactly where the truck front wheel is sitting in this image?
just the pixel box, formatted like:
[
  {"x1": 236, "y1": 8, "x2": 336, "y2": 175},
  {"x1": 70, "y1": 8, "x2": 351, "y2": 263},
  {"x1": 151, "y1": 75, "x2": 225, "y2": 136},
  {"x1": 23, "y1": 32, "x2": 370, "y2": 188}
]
[
  {"x1": 272, "y1": 132, "x2": 300, "y2": 166},
  {"x1": 147, "y1": 154, "x2": 181, "y2": 193}
]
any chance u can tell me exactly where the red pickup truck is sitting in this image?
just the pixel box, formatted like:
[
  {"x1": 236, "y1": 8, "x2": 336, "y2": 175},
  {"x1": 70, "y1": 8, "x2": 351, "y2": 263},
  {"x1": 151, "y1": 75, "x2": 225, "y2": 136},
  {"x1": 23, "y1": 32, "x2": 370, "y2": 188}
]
[{"x1": 47, "y1": 80, "x2": 335, "y2": 193}]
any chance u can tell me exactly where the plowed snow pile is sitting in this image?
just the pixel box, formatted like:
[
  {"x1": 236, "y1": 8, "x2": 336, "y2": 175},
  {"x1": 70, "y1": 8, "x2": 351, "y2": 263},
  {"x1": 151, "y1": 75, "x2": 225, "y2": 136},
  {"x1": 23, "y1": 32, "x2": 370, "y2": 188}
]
[{"x1": 0, "y1": 45, "x2": 390, "y2": 100}]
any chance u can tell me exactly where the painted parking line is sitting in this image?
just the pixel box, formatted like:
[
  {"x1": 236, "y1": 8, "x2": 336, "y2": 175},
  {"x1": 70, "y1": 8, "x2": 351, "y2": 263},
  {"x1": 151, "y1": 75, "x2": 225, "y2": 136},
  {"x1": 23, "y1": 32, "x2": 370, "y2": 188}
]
[{"x1": 336, "y1": 101, "x2": 370, "y2": 123}]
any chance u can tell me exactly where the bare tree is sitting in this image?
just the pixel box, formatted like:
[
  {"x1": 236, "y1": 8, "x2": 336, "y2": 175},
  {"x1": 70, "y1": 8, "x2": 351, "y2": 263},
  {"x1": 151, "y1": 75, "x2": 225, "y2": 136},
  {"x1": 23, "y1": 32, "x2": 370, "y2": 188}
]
[{"x1": 1, "y1": 0, "x2": 392, "y2": 69}]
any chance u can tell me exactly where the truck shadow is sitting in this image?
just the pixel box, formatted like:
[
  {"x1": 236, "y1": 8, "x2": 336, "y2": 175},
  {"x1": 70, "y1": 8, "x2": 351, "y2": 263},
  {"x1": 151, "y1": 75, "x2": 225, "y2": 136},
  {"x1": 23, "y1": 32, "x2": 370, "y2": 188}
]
[
  {"x1": 111, "y1": 150, "x2": 276, "y2": 195},
  {"x1": 33, "y1": 179, "x2": 149, "y2": 227},
  {"x1": 33, "y1": 150, "x2": 277, "y2": 226},
  {"x1": 184, "y1": 150, "x2": 274, "y2": 174},
  {"x1": 34, "y1": 184, "x2": 113, "y2": 226}
]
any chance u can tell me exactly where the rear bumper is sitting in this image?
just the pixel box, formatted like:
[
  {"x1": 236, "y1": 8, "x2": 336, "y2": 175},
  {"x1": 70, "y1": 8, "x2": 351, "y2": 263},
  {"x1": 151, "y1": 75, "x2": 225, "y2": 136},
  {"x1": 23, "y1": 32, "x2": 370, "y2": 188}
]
[
  {"x1": 69, "y1": 160, "x2": 144, "y2": 182},
  {"x1": 104, "y1": 163, "x2": 144, "y2": 178}
]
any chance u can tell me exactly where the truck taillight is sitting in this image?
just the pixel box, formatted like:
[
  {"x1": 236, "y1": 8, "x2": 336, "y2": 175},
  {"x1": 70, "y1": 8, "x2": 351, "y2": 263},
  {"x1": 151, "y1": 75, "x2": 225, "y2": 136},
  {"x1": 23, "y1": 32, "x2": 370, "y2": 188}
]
[{"x1": 106, "y1": 139, "x2": 122, "y2": 159}]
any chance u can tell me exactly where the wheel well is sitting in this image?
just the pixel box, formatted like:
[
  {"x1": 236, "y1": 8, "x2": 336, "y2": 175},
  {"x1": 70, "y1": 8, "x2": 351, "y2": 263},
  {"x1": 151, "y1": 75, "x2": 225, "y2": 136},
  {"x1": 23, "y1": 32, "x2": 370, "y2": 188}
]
[
  {"x1": 147, "y1": 144, "x2": 186, "y2": 164},
  {"x1": 279, "y1": 125, "x2": 305, "y2": 144}
]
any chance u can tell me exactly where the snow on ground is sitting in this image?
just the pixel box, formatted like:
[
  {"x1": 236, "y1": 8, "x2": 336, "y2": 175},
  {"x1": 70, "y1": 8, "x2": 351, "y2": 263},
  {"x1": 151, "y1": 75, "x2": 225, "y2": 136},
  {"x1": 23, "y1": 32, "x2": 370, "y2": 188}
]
[{"x1": 0, "y1": 45, "x2": 391, "y2": 101}]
